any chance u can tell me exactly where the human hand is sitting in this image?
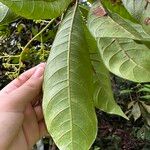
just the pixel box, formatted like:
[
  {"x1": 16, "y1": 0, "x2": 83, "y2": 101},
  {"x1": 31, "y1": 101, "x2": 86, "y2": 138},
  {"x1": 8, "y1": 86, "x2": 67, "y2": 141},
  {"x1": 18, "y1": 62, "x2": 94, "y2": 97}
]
[{"x1": 0, "y1": 63, "x2": 48, "y2": 150}]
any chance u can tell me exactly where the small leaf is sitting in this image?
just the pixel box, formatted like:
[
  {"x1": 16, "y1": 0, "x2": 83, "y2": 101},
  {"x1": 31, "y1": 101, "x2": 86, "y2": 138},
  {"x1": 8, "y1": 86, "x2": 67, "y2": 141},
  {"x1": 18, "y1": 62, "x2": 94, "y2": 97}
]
[
  {"x1": 120, "y1": 89, "x2": 133, "y2": 94},
  {"x1": 138, "y1": 87, "x2": 150, "y2": 93},
  {"x1": 145, "y1": 84, "x2": 150, "y2": 88},
  {"x1": 43, "y1": 4, "x2": 97, "y2": 150},
  {"x1": 128, "y1": 101, "x2": 135, "y2": 109},
  {"x1": 1, "y1": 0, "x2": 71, "y2": 19},
  {"x1": 137, "y1": 126, "x2": 150, "y2": 140},
  {"x1": 141, "y1": 102, "x2": 150, "y2": 114},
  {"x1": 140, "y1": 95, "x2": 150, "y2": 101},
  {"x1": 132, "y1": 102, "x2": 141, "y2": 121}
]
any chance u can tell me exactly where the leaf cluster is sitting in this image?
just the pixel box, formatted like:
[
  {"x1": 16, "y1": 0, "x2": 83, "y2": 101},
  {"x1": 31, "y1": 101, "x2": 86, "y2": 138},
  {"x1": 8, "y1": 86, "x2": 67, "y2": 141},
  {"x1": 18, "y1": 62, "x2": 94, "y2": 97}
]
[{"x1": 0, "y1": 0, "x2": 150, "y2": 149}]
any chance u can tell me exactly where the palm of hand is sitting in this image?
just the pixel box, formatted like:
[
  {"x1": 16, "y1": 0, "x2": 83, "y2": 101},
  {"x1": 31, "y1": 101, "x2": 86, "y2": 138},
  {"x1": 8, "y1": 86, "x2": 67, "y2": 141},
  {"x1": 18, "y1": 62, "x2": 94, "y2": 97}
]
[{"x1": 10, "y1": 103, "x2": 46, "y2": 150}]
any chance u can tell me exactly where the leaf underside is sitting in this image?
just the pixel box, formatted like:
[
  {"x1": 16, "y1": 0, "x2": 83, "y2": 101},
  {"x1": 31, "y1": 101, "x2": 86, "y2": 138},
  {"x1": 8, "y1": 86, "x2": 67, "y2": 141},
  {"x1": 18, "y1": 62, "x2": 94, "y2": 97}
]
[
  {"x1": 91, "y1": 53, "x2": 128, "y2": 119},
  {"x1": 43, "y1": 4, "x2": 97, "y2": 150},
  {"x1": 1, "y1": 0, "x2": 71, "y2": 19},
  {"x1": 87, "y1": 1, "x2": 150, "y2": 83},
  {"x1": 84, "y1": 26, "x2": 127, "y2": 119}
]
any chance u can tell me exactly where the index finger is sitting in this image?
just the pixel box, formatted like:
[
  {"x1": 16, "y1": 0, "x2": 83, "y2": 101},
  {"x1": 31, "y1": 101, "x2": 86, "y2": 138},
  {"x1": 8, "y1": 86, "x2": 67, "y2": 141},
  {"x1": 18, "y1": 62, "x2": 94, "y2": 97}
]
[{"x1": 0, "y1": 63, "x2": 45, "y2": 95}]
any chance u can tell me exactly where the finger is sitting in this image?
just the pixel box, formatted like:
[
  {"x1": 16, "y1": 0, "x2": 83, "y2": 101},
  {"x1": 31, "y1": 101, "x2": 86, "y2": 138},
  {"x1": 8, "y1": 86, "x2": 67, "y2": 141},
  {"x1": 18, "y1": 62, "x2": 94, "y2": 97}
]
[
  {"x1": 23, "y1": 104, "x2": 40, "y2": 149},
  {"x1": 0, "y1": 66, "x2": 36, "y2": 95},
  {"x1": 3, "y1": 64, "x2": 45, "y2": 112},
  {"x1": 39, "y1": 121, "x2": 49, "y2": 138},
  {"x1": 0, "y1": 63, "x2": 45, "y2": 95},
  {"x1": 32, "y1": 93, "x2": 43, "y2": 107},
  {"x1": 34, "y1": 105, "x2": 44, "y2": 122}
]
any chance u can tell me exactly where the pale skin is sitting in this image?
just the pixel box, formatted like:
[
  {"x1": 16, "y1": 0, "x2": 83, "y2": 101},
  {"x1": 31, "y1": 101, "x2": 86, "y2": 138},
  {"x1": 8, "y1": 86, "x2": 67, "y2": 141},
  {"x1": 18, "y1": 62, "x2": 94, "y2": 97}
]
[{"x1": 0, "y1": 63, "x2": 48, "y2": 150}]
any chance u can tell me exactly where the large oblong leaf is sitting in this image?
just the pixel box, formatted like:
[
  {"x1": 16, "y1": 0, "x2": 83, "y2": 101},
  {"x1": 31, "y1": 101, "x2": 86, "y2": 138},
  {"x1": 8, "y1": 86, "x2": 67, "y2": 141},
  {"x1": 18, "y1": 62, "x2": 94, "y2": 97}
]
[
  {"x1": 91, "y1": 53, "x2": 128, "y2": 119},
  {"x1": 0, "y1": 0, "x2": 71, "y2": 19},
  {"x1": 43, "y1": 4, "x2": 97, "y2": 150},
  {"x1": 84, "y1": 27, "x2": 127, "y2": 119}
]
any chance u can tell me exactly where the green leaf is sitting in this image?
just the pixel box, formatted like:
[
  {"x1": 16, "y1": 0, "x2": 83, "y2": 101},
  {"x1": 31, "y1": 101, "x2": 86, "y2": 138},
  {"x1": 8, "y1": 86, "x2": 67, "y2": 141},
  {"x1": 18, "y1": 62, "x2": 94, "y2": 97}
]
[
  {"x1": 145, "y1": 84, "x2": 150, "y2": 88},
  {"x1": 141, "y1": 102, "x2": 150, "y2": 114},
  {"x1": 0, "y1": 0, "x2": 71, "y2": 19},
  {"x1": 87, "y1": 1, "x2": 150, "y2": 82},
  {"x1": 43, "y1": 4, "x2": 97, "y2": 150},
  {"x1": 128, "y1": 21, "x2": 150, "y2": 39},
  {"x1": 122, "y1": 0, "x2": 147, "y2": 21},
  {"x1": 87, "y1": 0, "x2": 94, "y2": 4},
  {"x1": 140, "y1": 3, "x2": 150, "y2": 35},
  {"x1": 97, "y1": 38, "x2": 150, "y2": 82},
  {"x1": 79, "y1": 4, "x2": 89, "y2": 19},
  {"x1": 84, "y1": 26, "x2": 128, "y2": 119},
  {"x1": 120, "y1": 89, "x2": 133, "y2": 94},
  {"x1": 122, "y1": 0, "x2": 150, "y2": 35},
  {"x1": 131, "y1": 102, "x2": 141, "y2": 121},
  {"x1": 91, "y1": 53, "x2": 128, "y2": 119},
  {"x1": 101, "y1": 0, "x2": 137, "y2": 23},
  {"x1": 0, "y1": 2, "x2": 18, "y2": 25},
  {"x1": 137, "y1": 125, "x2": 150, "y2": 140},
  {"x1": 99, "y1": 0, "x2": 150, "y2": 41},
  {"x1": 138, "y1": 87, "x2": 150, "y2": 93},
  {"x1": 140, "y1": 95, "x2": 150, "y2": 100},
  {"x1": 87, "y1": 1, "x2": 142, "y2": 40}
]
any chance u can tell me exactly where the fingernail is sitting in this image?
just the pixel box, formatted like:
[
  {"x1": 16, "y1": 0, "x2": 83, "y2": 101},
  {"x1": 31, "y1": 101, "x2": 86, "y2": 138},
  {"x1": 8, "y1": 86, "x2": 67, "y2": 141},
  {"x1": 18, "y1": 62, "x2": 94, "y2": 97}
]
[
  {"x1": 36, "y1": 62, "x2": 46, "y2": 68},
  {"x1": 32, "y1": 67, "x2": 44, "y2": 78},
  {"x1": 40, "y1": 62, "x2": 46, "y2": 66}
]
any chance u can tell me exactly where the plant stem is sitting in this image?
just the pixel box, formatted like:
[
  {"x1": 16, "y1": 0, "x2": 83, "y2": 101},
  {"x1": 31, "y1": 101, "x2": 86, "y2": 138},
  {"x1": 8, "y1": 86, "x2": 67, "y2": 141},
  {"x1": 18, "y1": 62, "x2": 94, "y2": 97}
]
[{"x1": 17, "y1": 19, "x2": 55, "y2": 76}]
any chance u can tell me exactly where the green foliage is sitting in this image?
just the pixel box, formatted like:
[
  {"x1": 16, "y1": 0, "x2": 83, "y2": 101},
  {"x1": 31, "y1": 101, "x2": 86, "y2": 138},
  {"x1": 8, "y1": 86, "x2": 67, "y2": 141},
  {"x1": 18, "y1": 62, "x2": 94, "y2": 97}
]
[
  {"x1": 0, "y1": 2, "x2": 18, "y2": 25},
  {"x1": 87, "y1": 1, "x2": 150, "y2": 82},
  {"x1": 0, "y1": 0, "x2": 150, "y2": 149},
  {"x1": 122, "y1": 0, "x2": 150, "y2": 35},
  {"x1": 0, "y1": 0, "x2": 71, "y2": 19},
  {"x1": 84, "y1": 26, "x2": 127, "y2": 118},
  {"x1": 121, "y1": 83, "x2": 150, "y2": 126},
  {"x1": 101, "y1": 0, "x2": 137, "y2": 23},
  {"x1": 122, "y1": 0, "x2": 147, "y2": 21}
]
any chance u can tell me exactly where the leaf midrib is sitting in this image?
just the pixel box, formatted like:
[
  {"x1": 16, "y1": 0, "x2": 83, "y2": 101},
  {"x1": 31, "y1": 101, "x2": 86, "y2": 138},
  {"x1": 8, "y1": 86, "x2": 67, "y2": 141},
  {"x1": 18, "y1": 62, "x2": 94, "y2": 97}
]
[
  {"x1": 89, "y1": 2, "x2": 142, "y2": 40},
  {"x1": 67, "y1": 3, "x2": 78, "y2": 149}
]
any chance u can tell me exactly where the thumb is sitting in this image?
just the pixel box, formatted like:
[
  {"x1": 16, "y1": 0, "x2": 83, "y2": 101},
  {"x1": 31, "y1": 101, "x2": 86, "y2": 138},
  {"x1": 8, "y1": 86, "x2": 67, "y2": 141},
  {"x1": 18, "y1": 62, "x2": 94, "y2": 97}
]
[{"x1": 4, "y1": 66, "x2": 45, "y2": 112}]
